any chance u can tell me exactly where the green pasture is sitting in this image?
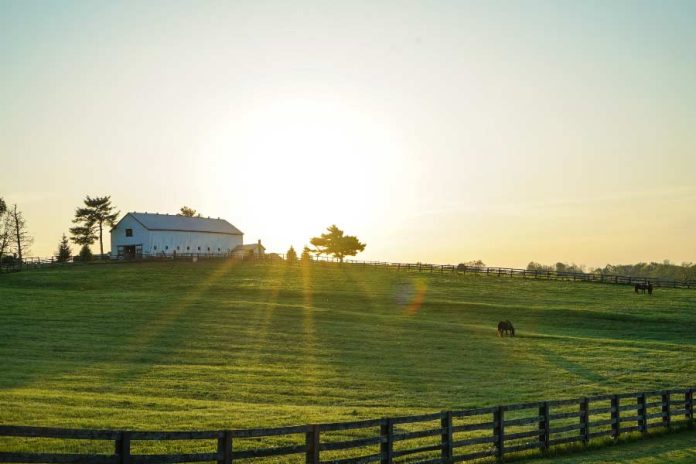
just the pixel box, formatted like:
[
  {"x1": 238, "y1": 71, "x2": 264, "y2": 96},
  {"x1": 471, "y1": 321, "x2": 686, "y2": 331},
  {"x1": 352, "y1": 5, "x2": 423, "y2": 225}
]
[
  {"x1": 522, "y1": 428, "x2": 696, "y2": 463},
  {"x1": 0, "y1": 260, "x2": 694, "y2": 459}
]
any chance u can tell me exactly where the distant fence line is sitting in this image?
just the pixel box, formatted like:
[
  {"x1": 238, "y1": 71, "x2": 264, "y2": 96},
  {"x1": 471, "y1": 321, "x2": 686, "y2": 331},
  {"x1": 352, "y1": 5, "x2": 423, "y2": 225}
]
[
  {"x1": 335, "y1": 259, "x2": 696, "y2": 289},
  {"x1": 1, "y1": 387, "x2": 693, "y2": 463},
  {"x1": 2, "y1": 253, "x2": 695, "y2": 289}
]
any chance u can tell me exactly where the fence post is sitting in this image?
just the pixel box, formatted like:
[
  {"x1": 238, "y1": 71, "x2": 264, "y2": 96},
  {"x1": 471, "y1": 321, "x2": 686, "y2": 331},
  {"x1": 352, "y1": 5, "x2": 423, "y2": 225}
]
[
  {"x1": 305, "y1": 425, "x2": 320, "y2": 464},
  {"x1": 579, "y1": 397, "x2": 589, "y2": 444},
  {"x1": 686, "y1": 389, "x2": 694, "y2": 427},
  {"x1": 611, "y1": 395, "x2": 620, "y2": 439},
  {"x1": 662, "y1": 391, "x2": 671, "y2": 429},
  {"x1": 538, "y1": 401, "x2": 549, "y2": 453},
  {"x1": 638, "y1": 393, "x2": 647, "y2": 434},
  {"x1": 494, "y1": 406, "x2": 505, "y2": 462},
  {"x1": 115, "y1": 431, "x2": 131, "y2": 464},
  {"x1": 380, "y1": 418, "x2": 393, "y2": 464},
  {"x1": 218, "y1": 431, "x2": 232, "y2": 464},
  {"x1": 441, "y1": 411, "x2": 453, "y2": 461}
]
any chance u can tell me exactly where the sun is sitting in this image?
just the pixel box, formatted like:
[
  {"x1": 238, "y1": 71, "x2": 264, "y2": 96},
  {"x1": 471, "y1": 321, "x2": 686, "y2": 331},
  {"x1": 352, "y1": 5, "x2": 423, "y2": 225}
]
[{"x1": 233, "y1": 97, "x2": 401, "y2": 221}]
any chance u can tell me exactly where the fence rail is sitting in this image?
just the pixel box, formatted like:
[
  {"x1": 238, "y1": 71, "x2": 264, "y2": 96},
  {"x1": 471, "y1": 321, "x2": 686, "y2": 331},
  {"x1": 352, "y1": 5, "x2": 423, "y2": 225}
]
[
  {"x1": 327, "y1": 258, "x2": 696, "y2": 289},
  {"x1": 1, "y1": 388, "x2": 693, "y2": 463},
  {"x1": 2, "y1": 253, "x2": 695, "y2": 289}
]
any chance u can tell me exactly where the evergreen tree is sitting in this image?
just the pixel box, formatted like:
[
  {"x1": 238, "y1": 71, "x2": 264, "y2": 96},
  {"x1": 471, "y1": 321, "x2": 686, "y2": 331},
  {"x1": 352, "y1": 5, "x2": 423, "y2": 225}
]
[
  {"x1": 56, "y1": 234, "x2": 72, "y2": 262},
  {"x1": 310, "y1": 225, "x2": 366, "y2": 263},
  {"x1": 286, "y1": 246, "x2": 298, "y2": 264},
  {"x1": 70, "y1": 224, "x2": 97, "y2": 250},
  {"x1": 71, "y1": 195, "x2": 119, "y2": 257},
  {"x1": 79, "y1": 244, "x2": 93, "y2": 262},
  {"x1": 301, "y1": 246, "x2": 312, "y2": 264}
]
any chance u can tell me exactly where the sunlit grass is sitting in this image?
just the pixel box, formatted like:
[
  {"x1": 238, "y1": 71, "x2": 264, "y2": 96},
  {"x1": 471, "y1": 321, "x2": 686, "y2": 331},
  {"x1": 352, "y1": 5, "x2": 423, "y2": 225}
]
[{"x1": 1, "y1": 260, "x2": 695, "y2": 457}]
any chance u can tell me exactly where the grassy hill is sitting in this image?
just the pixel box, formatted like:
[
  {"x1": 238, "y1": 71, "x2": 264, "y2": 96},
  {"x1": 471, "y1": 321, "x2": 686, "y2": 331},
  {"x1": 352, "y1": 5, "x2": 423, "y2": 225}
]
[{"x1": 1, "y1": 260, "x2": 695, "y2": 457}]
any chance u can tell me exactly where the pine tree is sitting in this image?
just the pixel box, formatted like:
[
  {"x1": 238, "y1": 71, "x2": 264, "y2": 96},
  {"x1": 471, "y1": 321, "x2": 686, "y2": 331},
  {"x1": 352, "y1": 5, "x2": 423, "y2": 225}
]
[
  {"x1": 71, "y1": 195, "x2": 119, "y2": 257},
  {"x1": 79, "y1": 244, "x2": 93, "y2": 262},
  {"x1": 300, "y1": 246, "x2": 312, "y2": 264},
  {"x1": 56, "y1": 234, "x2": 72, "y2": 262},
  {"x1": 286, "y1": 246, "x2": 298, "y2": 264},
  {"x1": 310, "y1": 225, "x2": 366, "y2": 263}
]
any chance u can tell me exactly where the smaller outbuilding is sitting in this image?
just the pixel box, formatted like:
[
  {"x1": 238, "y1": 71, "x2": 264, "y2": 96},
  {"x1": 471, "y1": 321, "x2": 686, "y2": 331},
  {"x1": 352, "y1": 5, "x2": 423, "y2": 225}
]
[{"x1": 232, "y1": 240, "x2": 266, "y2": 259}]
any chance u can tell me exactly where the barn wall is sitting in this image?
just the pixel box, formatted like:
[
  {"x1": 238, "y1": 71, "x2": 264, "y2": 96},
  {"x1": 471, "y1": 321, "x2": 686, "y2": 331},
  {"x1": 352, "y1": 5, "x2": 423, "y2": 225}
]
[
  {"x1": 110, "y1": 215, "x2": 150, "y2": 256},
  {"x1": 147, "y1": 231, "x2": 242, "y2": 256}
]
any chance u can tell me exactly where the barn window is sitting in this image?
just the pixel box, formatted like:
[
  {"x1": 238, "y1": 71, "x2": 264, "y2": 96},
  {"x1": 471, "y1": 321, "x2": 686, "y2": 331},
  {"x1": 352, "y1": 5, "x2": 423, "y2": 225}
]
[{"x1": 125, "y1": 228, "x2": 133, "y2": 237}]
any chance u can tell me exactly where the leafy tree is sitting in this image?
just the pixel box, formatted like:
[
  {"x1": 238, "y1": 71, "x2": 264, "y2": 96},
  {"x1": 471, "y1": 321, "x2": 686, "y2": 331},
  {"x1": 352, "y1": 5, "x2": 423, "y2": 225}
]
[
  {"x1": 527, "y1": 261, "x2": 552, "y2": 272},
  {"x1": 179, "y1": 206, "x2": 200, "y2": 217},
  {"x1": 7, "y1": 204, "x2": 33, "y2": 262},
  {"x1": 56, "y1": 234, "x2": 72, "y2": 262},
  {"x1": 71, "y1": 196, "x2": 119, "y2": 257},
  {"x1": 310, "y1": 225, "x2": 366, "y2": 263},
  {"x1": 457, "y1": 260, "x2": 486, "y2": 271},
  {"x1": 78, "y1": 244, "x2": 93, "y2": 262},
  {"x1": 300, "y1": 246, "x2": 312, "y2": 264},
  {"x1": 0, "y1": 197, "x2": 6, "y2": 215},
  {"x1": 286, "y1": 246, "x2": 297, "y2": 264}
]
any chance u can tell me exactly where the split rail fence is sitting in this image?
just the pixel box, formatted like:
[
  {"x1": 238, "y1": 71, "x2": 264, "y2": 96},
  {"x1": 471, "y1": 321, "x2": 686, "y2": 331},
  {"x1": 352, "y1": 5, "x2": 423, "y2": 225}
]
[
  {"x1": 1, "y1": 388, "x2": 693, "y2": 464},
  {"x1": 3, "y1": 254, "x2": 695, "y2": 289},
  {"x1": 329, "y1": 259, "x2": 696, "y2": 289}
]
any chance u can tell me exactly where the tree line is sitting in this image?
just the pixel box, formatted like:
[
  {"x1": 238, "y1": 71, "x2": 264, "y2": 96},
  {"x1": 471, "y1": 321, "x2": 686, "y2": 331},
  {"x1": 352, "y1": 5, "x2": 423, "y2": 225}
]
[
  {"x1": 527, "y1": 260, "x2": 696, "y2": 281},
  {"x1": 0, "y1": 194, "x2": 121, "y2": 264}
]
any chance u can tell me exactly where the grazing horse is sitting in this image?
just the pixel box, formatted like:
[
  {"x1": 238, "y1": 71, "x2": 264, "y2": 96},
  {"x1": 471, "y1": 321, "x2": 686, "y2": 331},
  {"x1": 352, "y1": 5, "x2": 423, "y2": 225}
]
[
  {"x1": 497, "y1": 320, "x2": 515, "y2": 337},
  {"x1": 634, "y1": 283, "x2": 654, "y2": 295}
]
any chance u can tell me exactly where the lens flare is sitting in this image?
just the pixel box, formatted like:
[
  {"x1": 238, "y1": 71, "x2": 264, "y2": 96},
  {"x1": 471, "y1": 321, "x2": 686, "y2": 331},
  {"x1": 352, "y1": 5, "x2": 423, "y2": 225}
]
[{"x1": 394, "y1": 280, "x2": 428, "y2": 315}]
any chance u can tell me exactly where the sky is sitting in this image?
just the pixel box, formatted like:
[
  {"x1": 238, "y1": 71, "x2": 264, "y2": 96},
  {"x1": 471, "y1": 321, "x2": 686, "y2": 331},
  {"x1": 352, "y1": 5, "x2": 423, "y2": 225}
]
[{"x1": 1, "y1": 0, "x2": 695, "y2": 268}]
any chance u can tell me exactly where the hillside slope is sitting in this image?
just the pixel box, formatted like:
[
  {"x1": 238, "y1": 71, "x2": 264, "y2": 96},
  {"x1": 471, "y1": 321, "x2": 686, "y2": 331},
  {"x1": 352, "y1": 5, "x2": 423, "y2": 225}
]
[{"x1": 1, "y1": 260, "x2": 694, "y2": 432}]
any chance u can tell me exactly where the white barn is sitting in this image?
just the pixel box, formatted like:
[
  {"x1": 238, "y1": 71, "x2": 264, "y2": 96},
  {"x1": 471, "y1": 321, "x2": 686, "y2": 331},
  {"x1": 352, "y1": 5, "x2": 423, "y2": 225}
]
[{"x1": 110, "y1": 212, "x2": 244, "y2": 258}]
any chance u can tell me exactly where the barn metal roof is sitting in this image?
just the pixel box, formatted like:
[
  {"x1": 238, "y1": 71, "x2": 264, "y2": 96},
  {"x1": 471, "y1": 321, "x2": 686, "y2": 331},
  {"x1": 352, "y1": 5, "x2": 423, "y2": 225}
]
[{"x1": 123, "y1": 212, "x2": 243, "y2": 235}]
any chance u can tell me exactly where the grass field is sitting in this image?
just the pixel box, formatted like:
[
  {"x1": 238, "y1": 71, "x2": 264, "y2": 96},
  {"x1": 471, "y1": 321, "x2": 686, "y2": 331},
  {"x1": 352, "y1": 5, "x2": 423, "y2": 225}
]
[
  {"x1": 523, "y1": 428, "x2": 696, "y2": 463},
  {"x1": 1, "y1": 260, "x2": 695, "y2": 459}
]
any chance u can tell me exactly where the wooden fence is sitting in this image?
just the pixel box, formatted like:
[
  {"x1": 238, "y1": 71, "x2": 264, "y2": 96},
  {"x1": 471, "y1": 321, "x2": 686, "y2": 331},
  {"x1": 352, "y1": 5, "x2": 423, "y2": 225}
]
[
  {"x1": 3, "y1": 253, "x2": 695, "y2": 289},
  {"x1": 323, "y1": 259, "x2": 696, "y2": 289},
  {"x1": 1, "y1": 388, "x2": 693, "y2": 464}
]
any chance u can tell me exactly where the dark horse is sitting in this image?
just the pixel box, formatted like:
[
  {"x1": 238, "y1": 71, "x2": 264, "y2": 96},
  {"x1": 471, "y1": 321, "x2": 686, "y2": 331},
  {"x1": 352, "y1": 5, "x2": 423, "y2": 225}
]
[
  {"x1": 497, "y1": 320, "x2": 515, "y2": 337},
  {"x1": 634, "y1": 283, "x2": 654, "y2": 295}
]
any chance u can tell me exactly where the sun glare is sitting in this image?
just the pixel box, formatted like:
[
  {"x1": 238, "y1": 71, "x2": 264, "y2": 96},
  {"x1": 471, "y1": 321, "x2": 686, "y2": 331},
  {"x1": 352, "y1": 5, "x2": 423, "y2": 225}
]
[{"x1": 206, "y1": 96, "x2": 405, "y2": 249}]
